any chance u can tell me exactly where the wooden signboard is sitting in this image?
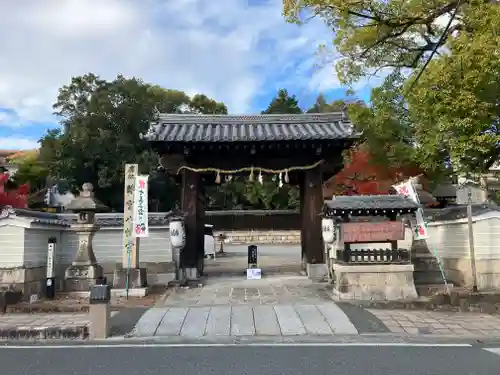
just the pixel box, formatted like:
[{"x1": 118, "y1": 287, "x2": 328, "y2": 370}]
[{"x1": 340, "y1": 222, "x2": 404, "y2": 243}]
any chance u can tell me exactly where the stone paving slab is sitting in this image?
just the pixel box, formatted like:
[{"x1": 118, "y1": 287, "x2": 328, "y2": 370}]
[
  {"x1": 131, "y1": 304, "x2": 359, "y2": 338},
  {"x1": 368, "y1": 309, "x2": 500, "y2": 336},
  {"x1": 0, "y1": 313, "x2": 92, "y2": 340},
  {"x1": 161, "y1": 275, "x2": 334, "y2": 307},
  {"x1": 0, "y1": 313, "x2": 91, "y2": 328}
]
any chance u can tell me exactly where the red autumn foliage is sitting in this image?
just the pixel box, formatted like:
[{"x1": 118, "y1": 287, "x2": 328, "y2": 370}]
[
  {"x1": 324, "y1": 148, "x2": 422, "y2": 197},
  {"x1": 0, "y1": 172, "x2": 29, "y2": 209}
]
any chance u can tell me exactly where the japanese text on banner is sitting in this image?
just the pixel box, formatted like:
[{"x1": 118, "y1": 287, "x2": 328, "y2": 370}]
[
  {"x1": 133, "y1": 175, "x2": 149, "y2": 237},
  {"x1": 392, "y1": 180, "x2": 429, "y2": 240}
]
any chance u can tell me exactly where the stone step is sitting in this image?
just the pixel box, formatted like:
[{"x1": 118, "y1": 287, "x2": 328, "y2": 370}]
[
  {"x1": 411, "y1": 257, "x2": 439, "y2": 269},
  {"x1": 413, "y1": 264, "x2": 445, "y2": 273},
  {"x1": 414, "y1": 270, "x2": 450, "y2": 285},
  {"x1": 416, "y1": 283, "x2": 454, "y2": 297}
]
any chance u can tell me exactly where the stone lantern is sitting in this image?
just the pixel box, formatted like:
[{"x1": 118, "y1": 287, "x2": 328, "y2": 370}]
[{"x1": 64, "y1": 183, "x2": 109, "y2": 292}]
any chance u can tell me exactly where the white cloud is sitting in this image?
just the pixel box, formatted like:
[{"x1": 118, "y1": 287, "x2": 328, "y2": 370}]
[
  {"x1": 0, "y1": 137, "x2": 40, "y2": 150},
  {"x1": 0, "y1": 0, "x2": 343, "y2": 127}
]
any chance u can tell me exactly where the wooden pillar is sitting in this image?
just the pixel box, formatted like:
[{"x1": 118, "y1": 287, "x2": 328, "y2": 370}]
[
  {"x1": 181, "y1": 169, "x2": 200, "y2": 269},
  {"x1": 302, "y1": 167, "x2": 324, "y2": 264},
  {"x1": 299, "y1": 173, "x2": 306, "y2": 270},
  {"x1": 196, "y1": 183, "x2": 206, "y2": 276}
]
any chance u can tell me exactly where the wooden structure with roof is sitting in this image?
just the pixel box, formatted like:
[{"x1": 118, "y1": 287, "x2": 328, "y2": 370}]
[
  {"x1": 323, "y1": 195, "x2": 420, "y2": 300},
  {"x1": 145, "y1": 112, "x2": 359, "y2": 279}
]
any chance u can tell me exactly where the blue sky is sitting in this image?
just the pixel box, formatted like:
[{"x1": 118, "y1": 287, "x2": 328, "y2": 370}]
[{"x1": 0, "y1": 0, "x2": 374, "y2": 150}]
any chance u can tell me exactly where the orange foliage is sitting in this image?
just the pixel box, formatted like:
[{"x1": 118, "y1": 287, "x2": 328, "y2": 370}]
[
  {"x1": 324, "y1": 148, "x2": 421, "y2": 196},
  {"x1": 0, "y1": 173, "x2": 28, "y2": 208}
]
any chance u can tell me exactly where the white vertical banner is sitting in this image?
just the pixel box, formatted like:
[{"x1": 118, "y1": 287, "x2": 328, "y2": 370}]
[
  {"x1": 392, "y1": 180, "x2": 428, "y2": 239},
  {"x1": 133, "y1": 175, "x2": 149, "y2": 238}
]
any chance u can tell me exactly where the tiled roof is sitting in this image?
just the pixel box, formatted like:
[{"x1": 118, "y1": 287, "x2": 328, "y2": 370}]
[
  {"x1": 144, "y1": 113, "x2": 359, "y2": 143},
  {"x1": 0, "y1": 207, "x2": 70, "y2": 226},
  {"x1": 324, "y1": 195, "x2": 420, "y2": 213},
  {"x1": 425, "y1": 203, "x2": 499, "y2": 222},
  {"x1": 59, "y1": 212, "x2": 174, "y2": 227},
  {"x1": 431, "y1": 184, "x2": 457, "y2": 198}
]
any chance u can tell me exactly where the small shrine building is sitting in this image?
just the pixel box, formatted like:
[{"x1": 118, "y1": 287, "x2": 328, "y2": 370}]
[{"x1": 322, "y1": 195, "x2": 421, "y2": 300}]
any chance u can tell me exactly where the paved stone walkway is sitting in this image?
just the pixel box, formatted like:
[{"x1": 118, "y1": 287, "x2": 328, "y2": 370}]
[
  {"x1": 131, "y1": 304, "x2": 359, "y2": 337},
  {"x1": 130, "y1": 275, "x2": 361, "y2": 338},
  {"x1": 0, "y1": 313, "x2": 91, "y2": 329},
  {"x1": 368, "y1": 309, "x2": 500, "y2": 336},
  {"x1": 161, "y1": 275, "x2": 333, "y2": 307}
]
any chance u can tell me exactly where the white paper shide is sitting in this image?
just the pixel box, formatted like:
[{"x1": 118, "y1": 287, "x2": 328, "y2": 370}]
[{"x1": 133, "y1": 175, "x2": 149, "y2": 237}]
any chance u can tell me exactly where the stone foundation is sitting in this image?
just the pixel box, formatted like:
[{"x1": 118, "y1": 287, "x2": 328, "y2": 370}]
[
  {"x1": 441, "y1": 258, "x2": 500, "y2": 290},
  {"x1": 215, "y1": 230, "x2": 300, "y2": 245},
  {"x1": 0, "y1": 266, "x2": 48, "y2": 300},
  {"x1": 0, "y1": 262, "x2": 174, "y2": 300},
  {"x1": 332, "y1": 263, "x2": 418, "y2": 301},
  {"x1": 112, "y1": 268, "x2": 148, "y2": 289},
  {"x1": 306, "y1": 263, "x2": 328, "y2": 282}
]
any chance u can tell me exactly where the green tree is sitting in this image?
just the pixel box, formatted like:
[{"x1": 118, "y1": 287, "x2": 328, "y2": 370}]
[
  {"x1": 347, "y1": 73, "x2": 419, "y2": 171},
  {"x1": 262, "y1": 89, "x2": 302, "y2": 114},
  {"x1": 40, "y1": 73, "x2": 227, "y2": 211},
  {"x1": 283, "y1": 0, "x2": 472, "y2": 85},
  {"x1": 284, "y1": 0, "x2": 500, "y2": 179},
  {"x1": 407, "y1": 3, "x2": 500, "y2": 176},
  {"x1": 8, "y1": 151, "x2": 49, "y2": 193},
  {"x1": 307, "y1": 95, "x2": 348, "y2": 113}
]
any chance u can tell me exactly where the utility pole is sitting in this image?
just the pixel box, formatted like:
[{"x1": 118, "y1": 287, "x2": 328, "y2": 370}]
[{"x1": 467, "y1": 186, "x2": 478, "y2": 292}]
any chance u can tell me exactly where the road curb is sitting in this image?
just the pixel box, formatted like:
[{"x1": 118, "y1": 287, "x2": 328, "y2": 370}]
[{"x1": 0, "y1": 326, "x2": 88, "y2": 340}]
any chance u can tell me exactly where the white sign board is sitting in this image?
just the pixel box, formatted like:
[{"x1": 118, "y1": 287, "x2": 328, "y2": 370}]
[
  {"x1": 46, "y1": 243, "x2": 55, "y2": 278},
  {"x1": 132, "y1": 175, "x2": 149, "y2": 237},
  {"x1": 246, "y1": 268, "x2": 262, "y2": 280}
]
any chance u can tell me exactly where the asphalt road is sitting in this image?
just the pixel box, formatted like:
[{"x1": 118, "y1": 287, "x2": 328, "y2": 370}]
[{"x1": 2, "y1": 344, "x2": 500, "y2": 375}]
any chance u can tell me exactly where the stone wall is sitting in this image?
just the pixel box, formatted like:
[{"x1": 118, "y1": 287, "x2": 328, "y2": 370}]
[{"x1": 215, "y1": 230, "x2": 300, "y2": 246}]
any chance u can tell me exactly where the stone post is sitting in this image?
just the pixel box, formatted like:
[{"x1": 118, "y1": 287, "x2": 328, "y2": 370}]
[{"x1": 64, "y1": 183, "x2": 108, "y2": 292}]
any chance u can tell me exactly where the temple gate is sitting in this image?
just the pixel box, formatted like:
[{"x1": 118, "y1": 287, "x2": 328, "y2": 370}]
[{"x1": 144, "y1": 113, "x2": 358, "y2": 281}]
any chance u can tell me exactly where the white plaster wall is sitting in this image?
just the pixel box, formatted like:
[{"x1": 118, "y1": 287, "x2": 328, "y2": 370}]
[
  {"x1": 426, "y1": 216, "x2": 500, "y2": 260},
  {"x1": 23, "y1": 228, "x2": 65, "y2": 268},
  {"x1": 0, "y1": 225, "x2": 24, "y2": 267},
  {"x1": 59, "y1": 227, "x2": 172, "y2": 266},
  {"x1": 423, "y1": 214, "x2": 500, "y2": 289}
]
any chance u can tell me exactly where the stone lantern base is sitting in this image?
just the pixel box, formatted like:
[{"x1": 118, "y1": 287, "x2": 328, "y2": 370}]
[
  {"x1": 112, "y1": 267, "x2": 148, "y2": 289},
  {"x1": 64, "y1": 264, "x2": 104, "y2": 292}
]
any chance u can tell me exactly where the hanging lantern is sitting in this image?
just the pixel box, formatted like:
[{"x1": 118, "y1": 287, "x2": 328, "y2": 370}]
[
  {"x1": 321, "y1": 218, "x2": 336, "y2": 244},
  {"x1": 278, "y1": 172, "x2": 283, "y2": 188},
  {"x1": 284, "y1": 169, "x2": 289, "y2": 184},
  {"x1": 215, "y1": 171, "x2": 221, "y2": 184},
  {"x1": 258, "y1": 171, "x2": 263, "y2": 185},
  {"x1": 249, "y1": 167, "x2": 254, "y2": 182},
  {"x1": 169, "y1": 218, "x2": 186, "y2": 249}
]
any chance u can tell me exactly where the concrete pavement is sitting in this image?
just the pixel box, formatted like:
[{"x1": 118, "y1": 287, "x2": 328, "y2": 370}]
[{"x1": 2, "y1": 343, "x2": 500, "y2": 375}]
